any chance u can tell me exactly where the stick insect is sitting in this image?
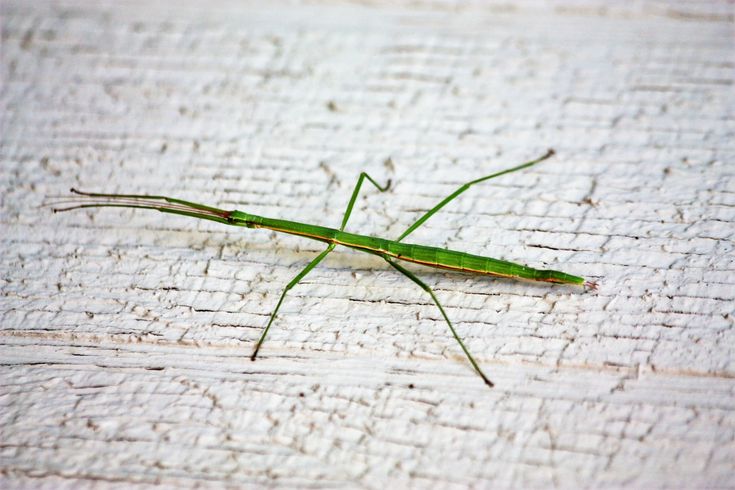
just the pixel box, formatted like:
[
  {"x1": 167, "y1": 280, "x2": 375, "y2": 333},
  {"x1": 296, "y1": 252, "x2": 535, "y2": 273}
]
[{"x1": 51, "y1": 149, "x2": 596, "y2": 388}]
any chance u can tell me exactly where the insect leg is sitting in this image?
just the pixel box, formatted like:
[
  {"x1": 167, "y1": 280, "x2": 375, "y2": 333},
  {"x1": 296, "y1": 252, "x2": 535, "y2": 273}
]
[
  {"x1": 383, "y1": 256, "x2": 494, "y2": 388},
  {"x1": 251, "y1": 244, "x2": 335, "y2": 360},
  {"x1": 396, "y1": 149, "x2": 554, "y2": 242},
  {"x1": 340, "y1": 172, "x2": 391, "y2": 231}
]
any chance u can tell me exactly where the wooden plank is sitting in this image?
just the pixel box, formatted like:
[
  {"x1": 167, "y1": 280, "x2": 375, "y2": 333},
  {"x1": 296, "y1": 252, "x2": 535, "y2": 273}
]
[{"x1": 1, "y1": 0, "x2": 733, "y2": 487}]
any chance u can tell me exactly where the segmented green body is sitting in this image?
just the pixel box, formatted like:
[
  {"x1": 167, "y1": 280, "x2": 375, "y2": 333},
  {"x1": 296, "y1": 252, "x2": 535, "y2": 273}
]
[
  {"x1": 52, "y1": 149, "x2": 593, "y2": 389},
  {"x1": 231, "y1": 212, "x2": 584, "y2": 285}
]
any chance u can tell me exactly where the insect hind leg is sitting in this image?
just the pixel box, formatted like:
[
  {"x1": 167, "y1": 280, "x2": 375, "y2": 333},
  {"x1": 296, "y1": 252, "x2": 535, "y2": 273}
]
[
  {"x1": 383, "y1": 256, "x2": 494, "y2": 388},
  {"x1": 396, "y1": 149, "x2": 555, "y2": 242}
]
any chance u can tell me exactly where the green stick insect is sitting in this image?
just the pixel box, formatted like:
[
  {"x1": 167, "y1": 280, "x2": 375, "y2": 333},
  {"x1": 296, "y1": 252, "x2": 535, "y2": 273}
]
[{"x1": 51, "y1": 149, "x2": 596, "y2": 388}]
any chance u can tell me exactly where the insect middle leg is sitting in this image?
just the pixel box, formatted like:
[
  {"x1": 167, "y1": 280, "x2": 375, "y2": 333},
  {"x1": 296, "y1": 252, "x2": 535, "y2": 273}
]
[
  {"x1": 339, "y1": 172, "x2": 391, "y2": 231},
  {"x1": 251, "y1": 244, "x2": 335, "y2": 360},
  {"x1": 251, "y1": 171, "x2": 390, "y2": 360}
]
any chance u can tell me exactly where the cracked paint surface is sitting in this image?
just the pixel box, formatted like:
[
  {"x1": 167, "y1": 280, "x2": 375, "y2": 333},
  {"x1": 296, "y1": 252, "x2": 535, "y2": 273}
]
[{"x1": 1, "y1": 0, "x2": 734, "y2": 487}]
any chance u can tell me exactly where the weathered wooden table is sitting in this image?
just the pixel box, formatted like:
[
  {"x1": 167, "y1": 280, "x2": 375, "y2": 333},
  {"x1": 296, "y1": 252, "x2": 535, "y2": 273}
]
[{"x1": 2, "y1": 1, "x2": 733, "y2": 487}]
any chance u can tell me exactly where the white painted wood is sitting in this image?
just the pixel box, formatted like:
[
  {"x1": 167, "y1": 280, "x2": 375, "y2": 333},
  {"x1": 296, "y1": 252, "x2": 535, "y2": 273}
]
[{"x1": 1, "y1": 0, "x2": 733, "y2": 487}]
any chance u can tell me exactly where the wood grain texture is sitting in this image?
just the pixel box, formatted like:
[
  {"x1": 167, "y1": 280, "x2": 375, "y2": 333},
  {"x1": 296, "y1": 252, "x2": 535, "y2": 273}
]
[{"x1": 1, "y1": 0, "x2": 733, "y2": 487}]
